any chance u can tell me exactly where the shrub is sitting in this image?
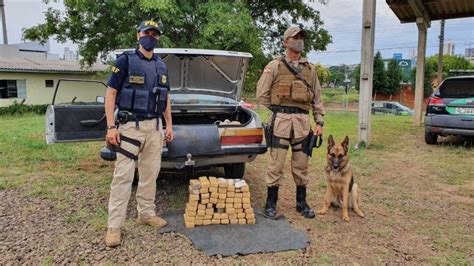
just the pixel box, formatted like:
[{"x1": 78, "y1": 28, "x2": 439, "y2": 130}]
[{"x1": 0, "y1": 101, "x2": 48, "y2": 116}]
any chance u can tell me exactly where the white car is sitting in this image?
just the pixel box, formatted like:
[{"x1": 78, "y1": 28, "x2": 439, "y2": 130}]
[{"x1": 45, "y1": 48, "x2": 267, "y2": 179}]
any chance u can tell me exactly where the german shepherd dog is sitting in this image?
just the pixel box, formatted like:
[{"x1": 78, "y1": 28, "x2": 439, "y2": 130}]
[{"x1": 317, "y1": 135, "x2": 365, "y2": 221}]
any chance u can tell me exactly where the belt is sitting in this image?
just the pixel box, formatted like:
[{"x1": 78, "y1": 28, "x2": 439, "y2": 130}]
[
  {"x1": 125, "y1": 116, "x2": 150, "y2": 122},
  {"x1": 270, "y1": 106, "x2": 308, "y2": 114}
]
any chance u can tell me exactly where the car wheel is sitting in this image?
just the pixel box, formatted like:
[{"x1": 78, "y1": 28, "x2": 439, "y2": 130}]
[
  {"x1": 425, "y1": 130, "x2": 438, "y2": 145},
  {"x1": 224, "y1": 163, "x2": 246, "y2": 179}
]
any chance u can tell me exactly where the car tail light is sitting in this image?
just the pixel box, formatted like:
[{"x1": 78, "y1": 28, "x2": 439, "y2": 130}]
[
  {"x1": 221, "y1": 128, "x2": 264, "y2": 145},
  {"x1": 428, "y1": 97, "x2": 444, "y2": 106},
  {"x1": 427, "y1": 96, "x2": 448, "y2": 114}
]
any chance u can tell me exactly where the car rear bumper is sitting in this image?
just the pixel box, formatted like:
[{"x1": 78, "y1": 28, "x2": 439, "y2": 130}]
[
  {"x1": 425, "y1": 125, "x2": 474, "y2": 137},
  {"x1": 161, "y1": 144, "x2": 268, "y2": 169},
  {"x1": 425, "y1": 114, "x2": 474, "y2": 136}
]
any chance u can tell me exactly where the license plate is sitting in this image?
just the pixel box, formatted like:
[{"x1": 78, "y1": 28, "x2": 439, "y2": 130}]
[{"x1": 454, "y1": 107, "x2": 474, "y2": 115}]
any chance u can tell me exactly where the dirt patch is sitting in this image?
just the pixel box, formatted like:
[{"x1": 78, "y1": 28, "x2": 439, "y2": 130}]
[{"x1": 1, "y1": 122, "x2": 473, "y2": 264}]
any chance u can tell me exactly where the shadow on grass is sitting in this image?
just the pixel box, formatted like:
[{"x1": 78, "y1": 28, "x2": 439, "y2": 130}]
[{"x1": 436, "y1": 136, "x2": 474, "y2": 149}]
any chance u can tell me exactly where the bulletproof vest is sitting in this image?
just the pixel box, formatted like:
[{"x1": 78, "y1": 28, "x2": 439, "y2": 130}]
[
  {"x1": 270, "y1": 58, "x2": 313, "y2": 111},
  {"x1": 116, "y1": 51, "x2": 169, "y2": 118}
]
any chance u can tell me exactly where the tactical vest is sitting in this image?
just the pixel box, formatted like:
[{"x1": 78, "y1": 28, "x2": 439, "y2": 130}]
[
  {"x1": 270, "y1": 59, "x2": 313, "y2": 111},
  {"x1": 117, "y1": 51, "x2": 169, "y2": 118}
]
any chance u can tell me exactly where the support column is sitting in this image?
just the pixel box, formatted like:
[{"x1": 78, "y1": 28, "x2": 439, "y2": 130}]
[
  {"x1": 414, "y1": 19, "x2": 428, "y2": 126},
  {"x1": 357, "y1": 0, "x2": 376, "y2": 147},
  {"x1": 437, "y1": 20, "x2": 445, "y2": 85}
]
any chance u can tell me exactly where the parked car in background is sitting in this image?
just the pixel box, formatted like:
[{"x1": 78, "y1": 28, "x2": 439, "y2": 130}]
[
  {"x1": 45, "y1": 48, "x2": 267, "y2": 178},
  {"x1": 425, "y1": 76, "x2": 474, "y2": 144},
  {"x1": 371, "y1": 101, "x2": 414, "y2": 116}
]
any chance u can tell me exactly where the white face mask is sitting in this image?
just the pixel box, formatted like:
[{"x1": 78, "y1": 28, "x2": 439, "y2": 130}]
[{"x1": 288, "y1": 39, "x2": 304, "y2": 53}]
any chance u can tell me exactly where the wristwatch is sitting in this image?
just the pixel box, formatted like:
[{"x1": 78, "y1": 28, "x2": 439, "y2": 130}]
[
  {"x1": 106, "y1": 125, "x2": 116, "y2": 130},
  {"x1": 316, "y1": 121, "x2": 324, "y2": 127}
]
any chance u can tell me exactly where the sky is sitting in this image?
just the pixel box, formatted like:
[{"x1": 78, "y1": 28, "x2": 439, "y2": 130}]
[
  {"x1": 308, "y1": 0, "x2": 474, "y2": 66},
  {"x1": 1, "y1": 0, "x2": 473, "y2": 66}
]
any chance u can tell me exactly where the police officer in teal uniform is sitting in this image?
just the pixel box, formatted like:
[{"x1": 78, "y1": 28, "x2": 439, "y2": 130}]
[{"x1": 104, "y1": 20, "x2": 174, "y2": 247}]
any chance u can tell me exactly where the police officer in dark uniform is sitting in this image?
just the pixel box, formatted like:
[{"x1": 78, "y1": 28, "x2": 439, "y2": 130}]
[{"x1": 104, "y1": 20, "x2": 173, "y2": 247}]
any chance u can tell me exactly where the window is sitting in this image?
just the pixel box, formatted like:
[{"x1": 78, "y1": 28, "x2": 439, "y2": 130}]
[
  {"x1": 0, "y1": 80, "x2": 18, "y2": 99},
  {"x1": 45, "y1": 80, "x2": 54, "y2": 87},
  {"x1": 0, "y1": 80, "x2": 26, "y2": 99}
]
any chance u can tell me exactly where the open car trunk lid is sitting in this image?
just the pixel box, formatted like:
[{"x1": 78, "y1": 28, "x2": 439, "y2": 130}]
[{"x1": 114, "y1": 48, "x2": 252, "y2": 106}]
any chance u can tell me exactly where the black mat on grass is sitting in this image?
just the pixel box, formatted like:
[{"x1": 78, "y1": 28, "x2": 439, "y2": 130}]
[{"x1": 159, "y1": 209, "x2": 310, "y2": 256}]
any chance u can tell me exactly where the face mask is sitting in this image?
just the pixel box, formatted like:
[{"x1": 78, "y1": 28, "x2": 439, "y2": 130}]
[
  {"x1": 288, "y1": 39, "x2": 304, "y2": 53},
  {"x1": 139, "y1": 35, "x2": 158, "y2": 51}
]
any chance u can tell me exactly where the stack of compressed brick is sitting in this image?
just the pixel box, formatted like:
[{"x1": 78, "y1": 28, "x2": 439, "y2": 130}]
[{"x1": 184, "y1": 176, "x2": 255, "y2": 228}]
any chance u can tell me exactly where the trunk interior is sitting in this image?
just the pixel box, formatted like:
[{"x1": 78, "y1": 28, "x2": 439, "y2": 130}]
[{"x1": 170, "y1": 107, "x2": 252, "y2": 127}]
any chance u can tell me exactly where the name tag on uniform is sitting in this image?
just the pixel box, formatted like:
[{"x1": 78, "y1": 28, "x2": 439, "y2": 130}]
[{"x1": 129, "y1": 75, "x2": 145, "y2": 84}]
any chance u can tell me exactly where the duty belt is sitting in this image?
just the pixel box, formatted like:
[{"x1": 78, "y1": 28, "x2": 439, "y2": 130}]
[
  {"x1": 271, "y1": 106, "x2": 308, "y2": 114},
  {"x1": 117, "y1": 110, "x2": 161, "y2": 130},
  {"x1": 117, "y1": 110, "x2": 160, "y2": 123}
]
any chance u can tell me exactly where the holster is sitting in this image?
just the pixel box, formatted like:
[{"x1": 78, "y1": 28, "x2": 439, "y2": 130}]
[
  {"x1": 264, "y1": 111, "x2": 277, "y2": 148},
  {"x1": 302, "y1": 131, "x2": 315, "y2": 157},
  {"x1": 302, "y1": 130, "x2": 323, "y2": 157},
  {"x1": 263, "y1": 122, "x2": 272, "y2": 147},
  {"x1": 116, "y1": 110, "x2": 131, "y2": 125},
  {"x1": 113, "y1": 135, "x2": 142, "y2": 161}
]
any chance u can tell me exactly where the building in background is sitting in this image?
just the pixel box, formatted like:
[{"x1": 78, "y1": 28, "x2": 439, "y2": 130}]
[
  {"x1": 0, "y1": 57, "x2": 107, "y2": 107},
  {"x1": 443, "y1": 40, "x2": 455, "y2": 56},
  {"x1": 63, "y1": 47, "x2": 78, "y2": 61},
  {"x1": 0, "y1": 40, "x2": 61, "y2": 59},
  {"x1": 382, "y1": 53, "x2": 413, "y2": 84},
  {"x1": 465, "y1": 47, "x2": 474, "y2": 64},
  {"x1": 0, "y1": 42, "x2": 107, "y2": 107}
]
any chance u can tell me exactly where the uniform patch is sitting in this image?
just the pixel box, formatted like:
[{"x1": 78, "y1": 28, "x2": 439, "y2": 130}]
[
  {"x1": 111, "y1": 66, "x2": 120, "y2": 73},
  {"x1": 129, "y1": 75, "x2": 145, "y2": 84},
  {"x1": 263, "y1": 67, "x2": 272, "y2": 74},
  {"x1": 144, "y1": 20, "x2": 159, "y2": 28},
  {"x1": 161, "y1": 75, "x2": 167, "y2": 84}
]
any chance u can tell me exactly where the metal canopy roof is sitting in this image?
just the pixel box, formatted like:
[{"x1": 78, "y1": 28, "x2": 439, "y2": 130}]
[{"x1": 386, "y1": 0, "x2": 474, "y2": 23}]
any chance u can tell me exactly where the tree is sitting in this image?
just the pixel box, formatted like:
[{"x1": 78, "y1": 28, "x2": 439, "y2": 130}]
[
  {"x1": 411, "y1": 55, "x2": 473, "y2": 96},
  {"x1": 328, "y1": 69, "x2": 345, "y2": 87},
  {"x1": 23, "y1": 0, "x2": 332, "y2": 93},
  {"x1": 425, "y1": 55, "x2": 473, "y2": 79},
  {"x1": 385, "y1": 59, "x2": 402, "y2": 94},
  {"x1": 314, "y1": 63, "x2": 330, "y2": 85},
  {"x1": 352, "y1": 64, "x2": 360, "y2": 90},
  {"x1": 373, "y1": 51, "x2": 386, "y2": 94},
  {"x1": 328, "y1": 65, "x2": 352, "y2": 87}
]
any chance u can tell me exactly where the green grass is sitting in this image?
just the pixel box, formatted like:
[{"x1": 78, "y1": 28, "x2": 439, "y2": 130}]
[
  {"x1": 1, "y1": 112, "x2": 473, "y2": 263},
  {"x1": 322, "y1": 87, "x2": 359, "y2": 105},
  {"x1": 243, "y1": 87, "x2": 359, "y2": 107}
]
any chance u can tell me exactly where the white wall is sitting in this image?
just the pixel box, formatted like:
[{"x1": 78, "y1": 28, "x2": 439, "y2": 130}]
[{"x1": 0, "y1": 72, "x2": 107, "y2": 107}]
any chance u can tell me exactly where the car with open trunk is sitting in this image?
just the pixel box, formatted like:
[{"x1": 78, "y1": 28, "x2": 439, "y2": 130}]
[{"x1": 45, "y1": 48, "x2": 267, "y2": 178}]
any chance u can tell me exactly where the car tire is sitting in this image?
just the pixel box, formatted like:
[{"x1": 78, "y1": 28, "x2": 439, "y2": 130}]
[
  {"x1": 224, "y1": 163, "x2": 246, "y2": 179},
  {"x1": 425, "y1": 130, "x2": 438, "y2": 145}
]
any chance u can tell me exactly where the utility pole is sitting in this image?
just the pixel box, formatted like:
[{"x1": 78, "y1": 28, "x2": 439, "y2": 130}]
[
  {"x1": 357, "y1": 0, "x2": 376, "y2": 147},
  {"x1": 437, "y1": 20, "x2": 445, "y2": 85},
  {"x1": 0, "y1": 0, "x2": 7, "y2": 44}
]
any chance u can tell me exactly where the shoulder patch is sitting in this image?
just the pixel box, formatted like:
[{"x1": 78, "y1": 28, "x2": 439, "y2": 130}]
[
  {"x1": 111, "y1": 66, "x2": 120, "y2": 73},
  {"x1": 263, "y1": 67, "x2": 272, "y2": 74}
]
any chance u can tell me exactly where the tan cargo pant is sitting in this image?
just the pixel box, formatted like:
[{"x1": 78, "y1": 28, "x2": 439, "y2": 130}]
[
  {"x1": 266, "y1": 134, "x2": 309, "y2": 187},
  {"x1": 108, "y1": 118, "x2": 163, "y2": 229}
]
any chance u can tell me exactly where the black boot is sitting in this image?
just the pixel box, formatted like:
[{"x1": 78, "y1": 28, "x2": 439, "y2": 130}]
[
  {"x1": 296, "y1": 186, "x2": 316, "y2": 219},
  {"x1": 264, "y1": 186, "x2": 279, "y2": 219}
]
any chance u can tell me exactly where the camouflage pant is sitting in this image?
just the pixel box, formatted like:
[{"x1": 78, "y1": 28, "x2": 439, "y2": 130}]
[{"x1": 265, "y1": 134, "x2": 309, "y2": 187}]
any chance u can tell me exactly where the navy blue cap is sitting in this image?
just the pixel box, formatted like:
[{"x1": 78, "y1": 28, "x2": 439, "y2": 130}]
[{"x1": 137, "y1": 20, "x2": 162, "y2": 34}]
